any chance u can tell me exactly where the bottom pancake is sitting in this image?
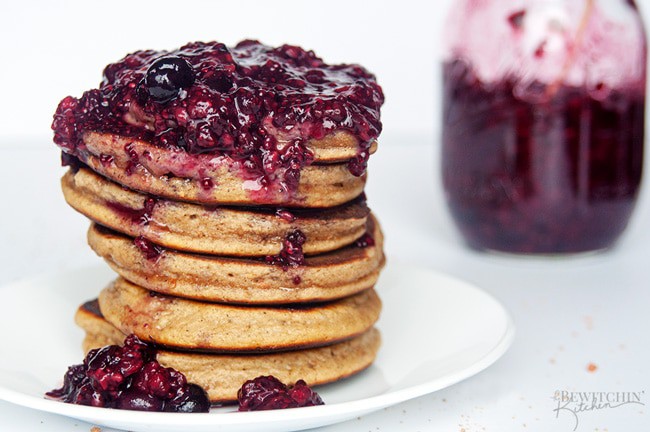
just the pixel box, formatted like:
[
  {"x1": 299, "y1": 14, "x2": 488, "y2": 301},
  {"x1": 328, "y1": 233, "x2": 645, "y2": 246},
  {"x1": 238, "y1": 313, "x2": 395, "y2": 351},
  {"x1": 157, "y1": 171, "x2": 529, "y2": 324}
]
[{"x1": 76, "y1": 300, "x2": 381, "y2": 403}]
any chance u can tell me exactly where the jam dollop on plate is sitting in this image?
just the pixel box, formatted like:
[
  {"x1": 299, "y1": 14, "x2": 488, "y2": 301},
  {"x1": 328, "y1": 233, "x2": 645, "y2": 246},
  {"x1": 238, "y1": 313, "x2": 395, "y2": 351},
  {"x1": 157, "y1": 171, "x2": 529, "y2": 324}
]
[
  {"x1": 46, "y1": 335, "x2": 210, "y2": 413},
  {"x1": 237, "y1": 375, "x2": 324, "y2": 411}
]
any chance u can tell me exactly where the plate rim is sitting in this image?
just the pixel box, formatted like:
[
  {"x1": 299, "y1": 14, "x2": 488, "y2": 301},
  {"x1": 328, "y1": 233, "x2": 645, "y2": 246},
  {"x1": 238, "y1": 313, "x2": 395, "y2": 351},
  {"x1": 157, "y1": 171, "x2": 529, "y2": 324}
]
[{"x1": 0, "y1": 262, "x2": 515, "y2": 429}]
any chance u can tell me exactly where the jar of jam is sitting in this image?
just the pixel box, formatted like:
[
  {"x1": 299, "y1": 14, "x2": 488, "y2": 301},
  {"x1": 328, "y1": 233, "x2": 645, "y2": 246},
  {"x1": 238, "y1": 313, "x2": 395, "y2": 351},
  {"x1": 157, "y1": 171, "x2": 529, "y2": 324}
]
[{"x1": 441, "y1": 0, "x2": 646, "y2": 254}]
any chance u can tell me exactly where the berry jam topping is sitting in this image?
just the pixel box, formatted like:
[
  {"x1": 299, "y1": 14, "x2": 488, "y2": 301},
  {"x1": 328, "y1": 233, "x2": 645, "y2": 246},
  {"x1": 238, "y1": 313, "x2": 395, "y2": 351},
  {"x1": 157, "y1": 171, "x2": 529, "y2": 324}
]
[
  {"x1": 134, "y1": 236, "x2": 164, "y2": 260},
  {"x1": 107, "y1": 197, "x2": 157, "y2": 225},
  {"x1": 265, "y1": 230, "x2": 306, "y2": 269},
  {"x1": 52, "y1": 40, "x2": 384, "y2": 195},
  {"x1": 46, "y1": 335, "x2": 210, "y2": 412},
  {"x1": 237, "y1": 375, "x2": 323, "y2": 411},
  {"x1": 354, "y1": 232, "x2": 375, "y2": 248}
]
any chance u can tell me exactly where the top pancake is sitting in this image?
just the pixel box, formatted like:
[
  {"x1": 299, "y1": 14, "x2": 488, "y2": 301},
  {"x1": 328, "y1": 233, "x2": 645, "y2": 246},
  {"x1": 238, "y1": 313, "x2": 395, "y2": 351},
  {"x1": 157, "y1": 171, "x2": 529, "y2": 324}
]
[
  {"x1": 71, "y1": 132, "x2": 371, "y2": 208},
  {"x1": 85, "y1": 131, "x2": 377, "y2": 165},
  {"x1": 52, "y1": 41, "x2": 384, "y2": 208}
]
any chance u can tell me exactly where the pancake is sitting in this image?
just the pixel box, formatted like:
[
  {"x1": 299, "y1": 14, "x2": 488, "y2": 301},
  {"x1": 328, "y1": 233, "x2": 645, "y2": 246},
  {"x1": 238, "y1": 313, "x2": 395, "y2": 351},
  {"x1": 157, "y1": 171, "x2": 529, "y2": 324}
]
[
  {"x1": 63, "y1": 167, "x2": 370, "y2": 256},
  {"x1": 85, "y1": 131, "x2": 377, "y2": 165},
  {"x1": 76, "y1": 300, "x2": 381, "y2": 403},
  {"x1": 98, "y1": 278, "x2": 382, "y2": 352},
  {"x1": 54, "y1": 41, "x2": 383, "y2": 206},
  {"x1": 87, "y1": 215, "x2": 383, "y2": 304},
  {"x1": 53, "y1": 40, "x2": 386, "y2": 406},
  {"x1": 75, "y1": 132, "x2": 367, "y2": 207}
]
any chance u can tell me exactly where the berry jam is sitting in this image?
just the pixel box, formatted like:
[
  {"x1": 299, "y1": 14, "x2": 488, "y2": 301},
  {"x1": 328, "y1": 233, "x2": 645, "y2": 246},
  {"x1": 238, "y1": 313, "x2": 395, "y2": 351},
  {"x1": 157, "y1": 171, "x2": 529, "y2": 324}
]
[
  {"x1": 106, "y1": 197, "x2": 157, "y2": 225},
  {"x1": 134, "y1": 235, "x2": 165, "y2": 260},
  {"x1": 442, "y1": 61, "x2": 645, "y2": 253},
  {"x1": 265, "y1": 230, "x2": 306, "y2": 269},
  {"x1": 237, "y1": 375, "x2": 323, "y2": 411},
  {"x1": 46, "y1": 335, "x2": 210, "y2": 412},
  {"x1": 52, "y1": 41, "x2": 384, "y2": 197},
  {"x1": 275, "y1": 208, "x2": 297, "y2": 222},
  {"x1": 354, "y1": 232, "x2": 375, "y2": 248}
]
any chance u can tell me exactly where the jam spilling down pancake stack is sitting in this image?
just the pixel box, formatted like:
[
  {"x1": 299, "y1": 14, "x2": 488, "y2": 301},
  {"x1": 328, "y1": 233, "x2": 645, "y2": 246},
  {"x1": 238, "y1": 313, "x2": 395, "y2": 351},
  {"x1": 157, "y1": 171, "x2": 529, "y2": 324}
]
[{"x1": 53, "y1": 40, "x2": 385, "y2": 402}]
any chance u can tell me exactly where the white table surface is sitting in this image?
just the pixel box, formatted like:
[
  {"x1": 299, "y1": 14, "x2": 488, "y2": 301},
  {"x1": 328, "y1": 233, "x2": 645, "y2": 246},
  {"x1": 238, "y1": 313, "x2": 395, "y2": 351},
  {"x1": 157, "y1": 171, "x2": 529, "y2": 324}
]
[{"x1": 1, "y1": 135, "x2": 649, "y2": 431}]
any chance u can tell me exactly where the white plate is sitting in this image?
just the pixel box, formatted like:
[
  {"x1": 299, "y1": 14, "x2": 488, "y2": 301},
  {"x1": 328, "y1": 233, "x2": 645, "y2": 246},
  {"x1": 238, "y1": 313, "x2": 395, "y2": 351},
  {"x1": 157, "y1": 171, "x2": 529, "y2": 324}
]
[{"x1": 0, "y1": 262, "x2": 514, "y2": 432}]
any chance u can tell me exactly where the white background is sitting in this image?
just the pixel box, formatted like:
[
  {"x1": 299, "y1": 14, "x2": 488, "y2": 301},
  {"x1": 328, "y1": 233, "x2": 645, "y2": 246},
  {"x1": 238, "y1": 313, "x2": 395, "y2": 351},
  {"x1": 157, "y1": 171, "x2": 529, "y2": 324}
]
[
  {"x1": 0, "y1": 0, "x2": 454, "y2": 145},
  {"x1": 1, "y1": 1, "x2": 650, "y2": 431},
  {"x1": 1, "y1": 0, "x2": 649, "y2": 145}
]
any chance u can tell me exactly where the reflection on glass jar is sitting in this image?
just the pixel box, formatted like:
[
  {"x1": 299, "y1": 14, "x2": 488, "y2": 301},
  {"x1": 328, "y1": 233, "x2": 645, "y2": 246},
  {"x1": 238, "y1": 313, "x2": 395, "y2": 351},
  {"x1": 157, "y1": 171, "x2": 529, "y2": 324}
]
[{"x1": 441, "y1": 0, "x2": 647, "y2": 254}]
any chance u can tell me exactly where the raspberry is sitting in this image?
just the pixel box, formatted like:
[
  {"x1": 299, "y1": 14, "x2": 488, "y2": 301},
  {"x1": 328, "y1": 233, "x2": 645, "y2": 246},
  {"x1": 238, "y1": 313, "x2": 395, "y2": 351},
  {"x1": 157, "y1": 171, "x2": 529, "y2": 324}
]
[
  {"x1": 46, "y1": 335, "x2": 210, "y2": 412},
  {"x1": 237, "y1": 375, "x2": 324, "y2": 411}
]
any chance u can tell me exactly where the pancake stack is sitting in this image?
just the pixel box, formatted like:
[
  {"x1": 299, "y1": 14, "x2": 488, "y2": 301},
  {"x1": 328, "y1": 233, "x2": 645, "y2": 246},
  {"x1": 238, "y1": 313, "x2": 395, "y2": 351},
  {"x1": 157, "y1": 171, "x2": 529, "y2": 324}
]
[{"x1": 52, "y1": 41, "x2": 385, "y2": 402}]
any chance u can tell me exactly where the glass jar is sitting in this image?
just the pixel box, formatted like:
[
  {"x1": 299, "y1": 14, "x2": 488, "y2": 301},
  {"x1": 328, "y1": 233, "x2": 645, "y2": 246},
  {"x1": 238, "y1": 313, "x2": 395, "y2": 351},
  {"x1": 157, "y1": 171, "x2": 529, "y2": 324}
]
[{"x1": 441, "y1": 0, "x2": 646, "y2": 254}]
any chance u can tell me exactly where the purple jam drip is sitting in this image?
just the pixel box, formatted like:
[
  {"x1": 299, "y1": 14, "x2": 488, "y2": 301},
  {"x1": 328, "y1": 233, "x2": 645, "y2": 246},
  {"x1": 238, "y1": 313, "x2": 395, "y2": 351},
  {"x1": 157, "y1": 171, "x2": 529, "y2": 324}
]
[
  {"x1": 237, "y1": 376, "x2": 323, "y2": 411},
  {"x1": 134, "y1": 236, "x2": 164, "y2": 260},
  {"x1": 199, "y1": 177, "x2": 215, "y2": 191},
  {"x1": 265, "y1": 230, "x2": 306, "y2": 269},
  {"x1": 61, "y1": 152, "x2": 81, "y2": 172},
  {"x1": 52, "y1": 41, "x2": 384, "y2": 195},
  {"x1": 348, "y1": 149, "x2": 371, "y2": 177},
  {"x1": 275, "y1": 208, "x2": 297, "y2": 222},
  {"x1": 354, "y1": 232, "x2": 375, "y2": 248},
  {"x1": 124, "y1": 142, "x2": 140, "y2": 175},
  {"x1": 507, "y1": 10, "x2": 526, "y2": 29},
  {"x1": 442, "y1": 61, "x2": 644, "y2": 253},
  {"x1": 46, "y1": 335, "x2": 210, "y2": 412},
  {"x1": 99, "y1": 153, "x2": 115, "y2": 167},
  {"x1": 107, "y1": 197, "x2": 157, "y2": 225}
]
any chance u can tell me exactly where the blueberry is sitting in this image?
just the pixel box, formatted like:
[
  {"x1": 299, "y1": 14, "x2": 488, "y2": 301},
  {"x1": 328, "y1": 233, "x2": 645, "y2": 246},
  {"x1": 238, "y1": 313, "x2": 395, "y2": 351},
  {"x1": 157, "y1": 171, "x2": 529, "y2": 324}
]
[
  {"x1": 165, "y1": 383, "x2": 211, "y2": 413},
  {"x1": 116, "y1": 389, "x2": 165, "y2": 412},
  {"x1": 144, "y1": 56, "x2": 195, "y2": 103}
]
